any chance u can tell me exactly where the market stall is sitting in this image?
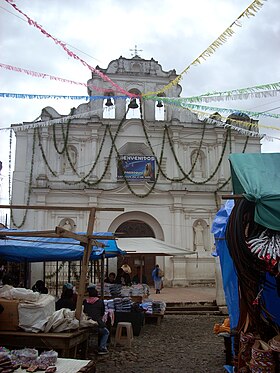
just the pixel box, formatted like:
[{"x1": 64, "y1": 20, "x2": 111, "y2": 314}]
[
  {"x1": 212, "y1": 153, "x2": 280, "y2": 372},
  {"x1": 0, "y1": 204, "x2": 125, "y2": 369}
]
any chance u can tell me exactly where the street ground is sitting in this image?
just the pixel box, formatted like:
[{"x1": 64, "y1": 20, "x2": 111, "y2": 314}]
[
  {"x1": 94, "y1": 314, "x2": 226, "y2": 373},
  {"x1": 93, "y1": 287, "x2": 227, "y2": 373}
]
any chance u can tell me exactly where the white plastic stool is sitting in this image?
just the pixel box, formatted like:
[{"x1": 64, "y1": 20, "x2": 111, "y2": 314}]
[{"x1": 114, "y1": 322, "x2": 134, "y2": 348}]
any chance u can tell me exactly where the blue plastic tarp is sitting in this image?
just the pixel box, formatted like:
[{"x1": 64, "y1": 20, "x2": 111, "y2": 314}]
[
  {"x1": 0, "y1": 230, "x2": 125, "y2": 262},
  {"x1": 211, "y1": 200, "x2": 240, "y2": 329}
]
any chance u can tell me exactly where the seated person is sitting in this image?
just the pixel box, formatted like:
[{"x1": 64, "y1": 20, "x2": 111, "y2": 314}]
[
  {"x1": 83, "y1": 285, "x2": 109, "y2": 355},
  {"x1": 56, "y1": 283, "x2": 76, "y2": 311},
  {"x1": 104, "y1": 272, "x2": 116, "y2": 284},
  {"x1": 115, "y1": 268, "x2": 131, "y2": 286},
  {"x1": 32, "y1": 280, "x2": 48, "y2": 294},
  {"x1": 132, "y1": 267, "x2": 147, "y2": 284}
]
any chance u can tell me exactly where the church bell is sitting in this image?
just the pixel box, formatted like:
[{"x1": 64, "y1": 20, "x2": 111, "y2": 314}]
[
  {"x1": 128, "y1": 98, "x2": 139, "y2": 109},
  {"x1": 105, "y1": 98, "x2": 114, "y2": 107}
]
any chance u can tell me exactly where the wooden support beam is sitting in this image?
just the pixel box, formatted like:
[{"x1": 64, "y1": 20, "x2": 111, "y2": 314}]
[
  {"x1": 75, "y1": 208, "x2": 96, "y2": 321},
  {"x1": 55, "y1": 227, "x2": 89, "y2": 244}
]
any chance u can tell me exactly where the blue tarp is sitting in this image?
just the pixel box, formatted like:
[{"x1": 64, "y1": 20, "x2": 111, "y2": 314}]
[
  {"x1": 0, "y1": 230, "x2": 125, "y2": 262},
  {"x1": 211, "y1": 200, "x2": 239, "y2": 329}
]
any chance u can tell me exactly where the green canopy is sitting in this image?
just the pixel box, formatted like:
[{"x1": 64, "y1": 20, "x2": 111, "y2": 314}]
[{"x1": 229, "y1": 153, "x2": 280, "y2": 231}]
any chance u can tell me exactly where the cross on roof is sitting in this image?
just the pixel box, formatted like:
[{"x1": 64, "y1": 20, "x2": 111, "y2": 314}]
[{"x1": 130, "y1": 45, "x2": 143, "y2": 57}]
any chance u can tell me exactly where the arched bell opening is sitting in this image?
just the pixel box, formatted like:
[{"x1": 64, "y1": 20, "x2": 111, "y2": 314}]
[
  {"x1": 103, "y1": 92, "x2": 115, "y2": 119},
  {"x1": 126, "y1": 89, "x2": 141, "y2": 119}
]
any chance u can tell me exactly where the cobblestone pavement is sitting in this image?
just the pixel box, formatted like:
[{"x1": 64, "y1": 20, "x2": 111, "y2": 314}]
[{"x1": 94, "y1": 314, "x2": 227, "y2": 373}]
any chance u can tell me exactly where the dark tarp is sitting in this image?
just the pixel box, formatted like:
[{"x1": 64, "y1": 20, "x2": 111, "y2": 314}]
[
  {"x1": 229, "y1": 153, "x2": 280, "y2": 231},
  {"x1": 0, "y1": 230, "x2": 125, "y2": 262}
]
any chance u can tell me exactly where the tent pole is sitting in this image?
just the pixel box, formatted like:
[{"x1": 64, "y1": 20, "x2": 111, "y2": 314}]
[
  {"x1": 140, "y1": 255, "x2": 144, "y2": 284},
  {"x1": 75, "y1": 208, "x2": 96, "y2": 321},
  {"x1": 100, "y1": 252, "x2": 105, "y2": 300}
]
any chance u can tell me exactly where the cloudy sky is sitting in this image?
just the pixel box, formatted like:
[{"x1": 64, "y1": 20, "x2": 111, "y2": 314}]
[{"x1": 1, "y1": 0, "x2": 280, "y2": 202}]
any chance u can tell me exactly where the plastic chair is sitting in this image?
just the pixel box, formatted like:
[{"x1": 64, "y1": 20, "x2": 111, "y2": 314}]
[{"x1": 114, "y1": 322, "x2": 134, "y2": 348}]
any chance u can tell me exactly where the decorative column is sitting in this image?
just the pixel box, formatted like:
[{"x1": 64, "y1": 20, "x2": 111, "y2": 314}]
[
  {"x1": 172, "y1": 130, "x2": 180, "y2": 179},
  {"x1": 217, "y1": 132, "x2": 225, "y2": 181}
]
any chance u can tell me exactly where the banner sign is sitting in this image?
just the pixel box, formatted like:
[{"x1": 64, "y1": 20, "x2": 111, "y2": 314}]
[{"x1": 117, "y1": 155, "x2": 156, "y2": 181}]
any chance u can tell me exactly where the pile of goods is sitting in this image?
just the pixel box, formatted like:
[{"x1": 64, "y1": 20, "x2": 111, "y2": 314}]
[{"x1": 0, "y1": 348, "x2": 58, "y2": 373}]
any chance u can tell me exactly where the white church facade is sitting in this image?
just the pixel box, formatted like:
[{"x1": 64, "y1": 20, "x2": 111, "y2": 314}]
[{"x1": 10, "y1": 55, "x2": 261, "y2": 288}]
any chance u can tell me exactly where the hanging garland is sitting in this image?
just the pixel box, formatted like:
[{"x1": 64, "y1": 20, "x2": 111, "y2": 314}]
[
  {"x1": 4, "y1": 0, "x2": 135, "y2": 97},
  {"x1": 0, "y1": 92, "x2": 130, "y2": 101},
  {"x1": 138, "y1": 99, "x2": 230, "y2": 185},
  {"x1": 69, "y1": 107, "x2": 130, "y2": 187},
  {"x1": 143, "y1": 0, "x2": 267, "y2": 96},
  {"x1": 0, "y1": 63, "x2": 128, "y2": 95},
  {"x1": 37, "y1": 128, "x2": 57, "y2": 177},
  {"x1": 213, "y1": 128, "x2": 250, "y2": 209},
  {"x1": 184, "y1": 84, "x2": 280, "y2": 103},
  {"x1": 52, "y1": 108, "x2": 74, "y2": 155},
  {"x1": 61, "y1": 124, "x2": 110, "y2": 185},
  {"x1": 108, "y1": 122, "x2": 165, "y2": 198},
  {"x1": 144, "y1": 96, "x2": 279, "y2": 134},
  {"x1": 11, "y1": 129, "x2": 36, "y2": 228}
]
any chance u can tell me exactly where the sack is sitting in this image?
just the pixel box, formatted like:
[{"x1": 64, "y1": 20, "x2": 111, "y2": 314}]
[{"x1": 158, "y1": 269, "x2": 164, "y2": 277}]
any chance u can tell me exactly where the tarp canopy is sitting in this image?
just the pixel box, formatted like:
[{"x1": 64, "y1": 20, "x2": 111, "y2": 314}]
[
  {"x1": 0, "y1": 230, "x2": 125, "y2": 262},
  {"x1": 229, "y1": 153, "x2": 280, "y2": 230},
  {"x1": 117, "y1": 237, "x2": 196, "y2": 256}
]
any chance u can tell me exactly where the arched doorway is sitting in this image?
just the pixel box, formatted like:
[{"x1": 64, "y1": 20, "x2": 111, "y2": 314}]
[{"x1": 116, "y1": 219, "x2": 155, "y2": 285}]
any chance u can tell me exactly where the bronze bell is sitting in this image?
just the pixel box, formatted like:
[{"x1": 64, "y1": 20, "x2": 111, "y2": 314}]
[
  {"x1": 105, "y1": 98, "x2": 113, "y2": 107},
  {"x1": 156, "y1": 100, "x2": 163, "y2": 108},
  {"x1": 128, "y1": 98, "x2": 139, "y2": 109}
]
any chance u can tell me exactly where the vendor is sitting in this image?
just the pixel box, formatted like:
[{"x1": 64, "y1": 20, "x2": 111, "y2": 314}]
[
  {"x1": 83, "y1": 285, "x2": 109, "y2": 355},
  {"x1": 32, "y1": 280, "x2": 48, "y2": 294},
  {"x1": 56, "y1": 283, "x2": 76, "y2": 311},
  {"x1": 115, "y1": 267, "x2": 131, "y2": 286},
  {"x1": 104, "y1": 272, "x2": 116, "y2": 284}
]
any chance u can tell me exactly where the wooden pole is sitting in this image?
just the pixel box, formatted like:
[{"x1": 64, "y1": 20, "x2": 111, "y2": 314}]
[
  {"x1": 75, "y1": 208, "x2": 97, "y2": 321},
  {"x1": 100, "y1": 252, "x2": 105, "y2": 300}
]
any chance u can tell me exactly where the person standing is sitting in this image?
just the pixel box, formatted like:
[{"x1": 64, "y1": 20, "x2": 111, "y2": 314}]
[
  {"x1": 83, "y1": 285, "x2": 109, "y2": 355},
  {"x1": 152, "y1": 264, "x2": 163, "y2": 294}
]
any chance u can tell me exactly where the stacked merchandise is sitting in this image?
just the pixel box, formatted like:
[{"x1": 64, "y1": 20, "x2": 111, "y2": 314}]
[
  {"x1": 140, "y1": 300, "x2": 166, "y2": 315},
  {"x1": 152, "y1": 301, "x2": 166, "y2": 314},
  {"x1": 104, "y1": 299, "x2": 115, "y2": 312},
  {"x1": 120, "y1": 287, "x2": 131, "y2": 297},
  {"x1": 140, "y1": 299, "x2": 153, "y2": 314},
  {"x1": 130, "y1": 284, "x2": 149, "y2": 297},
  {"x1": 109, "y1": 284, "x2": 122, "y2": 298},
  {"x1": 113, "y1": 297, "x2": 133, "y2": 312},
  {"x1": 96, "y1": 283, "x2": 122, "y2": 298}
]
